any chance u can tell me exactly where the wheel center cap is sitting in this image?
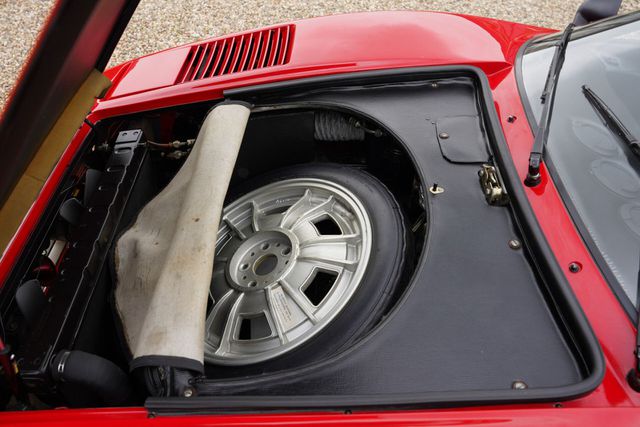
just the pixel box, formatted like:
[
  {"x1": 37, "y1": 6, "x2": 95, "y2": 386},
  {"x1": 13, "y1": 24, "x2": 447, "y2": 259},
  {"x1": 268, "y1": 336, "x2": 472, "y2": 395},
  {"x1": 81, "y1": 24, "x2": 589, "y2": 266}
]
[
  {"x1": 253, "y1": 254, "x2": 278, "y2": 276},
  {"x1": 227, "y1": 230, "x2": 294, "y2": 290}
]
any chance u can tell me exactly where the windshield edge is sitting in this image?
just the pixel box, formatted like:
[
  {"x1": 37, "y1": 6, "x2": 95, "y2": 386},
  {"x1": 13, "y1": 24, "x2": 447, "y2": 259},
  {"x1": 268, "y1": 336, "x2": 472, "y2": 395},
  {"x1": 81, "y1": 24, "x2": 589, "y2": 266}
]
[{"x1": 514, "y1": 28, "x2": 639, "y2": 321}]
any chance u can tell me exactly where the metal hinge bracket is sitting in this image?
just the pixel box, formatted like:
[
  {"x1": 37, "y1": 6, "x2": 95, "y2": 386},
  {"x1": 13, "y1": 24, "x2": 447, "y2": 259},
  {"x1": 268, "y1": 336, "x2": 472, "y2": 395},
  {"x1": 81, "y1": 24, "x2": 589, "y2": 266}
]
[{"x1": 478, "y1": 164, "x2": 508, "y2": 206}]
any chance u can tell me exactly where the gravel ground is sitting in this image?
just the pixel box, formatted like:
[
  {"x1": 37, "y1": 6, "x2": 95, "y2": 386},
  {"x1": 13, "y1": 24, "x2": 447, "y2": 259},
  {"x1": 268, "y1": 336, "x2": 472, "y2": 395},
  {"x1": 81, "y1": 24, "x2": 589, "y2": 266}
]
[{"x1": 1, "y1": 0, "x2": 639, "y2": 110}]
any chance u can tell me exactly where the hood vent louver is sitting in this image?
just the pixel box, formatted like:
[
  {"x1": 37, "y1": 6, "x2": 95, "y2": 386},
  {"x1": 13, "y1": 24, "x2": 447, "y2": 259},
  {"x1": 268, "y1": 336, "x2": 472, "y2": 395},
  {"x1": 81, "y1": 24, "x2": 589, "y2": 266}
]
[{"x1": 176, "y1": 25, "x2": 294, "y2": 84}]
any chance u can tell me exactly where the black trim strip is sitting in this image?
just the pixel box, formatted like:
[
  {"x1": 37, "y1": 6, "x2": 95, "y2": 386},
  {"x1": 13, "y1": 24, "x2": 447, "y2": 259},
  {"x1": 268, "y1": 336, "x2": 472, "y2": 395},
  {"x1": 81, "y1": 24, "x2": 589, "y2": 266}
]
[
  {"x1": 514, "y1": 38, "x2": 540, "y2": 135},
  {"x1": 131, "y1": 355, "x2": 204, "y2": 374},
  {"x1": 146, "y1": 66, "x2": 604, "y2": 414}
]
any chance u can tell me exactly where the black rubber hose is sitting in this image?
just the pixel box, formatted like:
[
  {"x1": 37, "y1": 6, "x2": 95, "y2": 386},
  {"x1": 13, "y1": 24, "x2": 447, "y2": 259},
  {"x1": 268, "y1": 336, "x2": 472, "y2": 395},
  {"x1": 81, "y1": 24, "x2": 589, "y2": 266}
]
[{"x1": 51, "y1": 350, "x2": 132, "y2": 406}]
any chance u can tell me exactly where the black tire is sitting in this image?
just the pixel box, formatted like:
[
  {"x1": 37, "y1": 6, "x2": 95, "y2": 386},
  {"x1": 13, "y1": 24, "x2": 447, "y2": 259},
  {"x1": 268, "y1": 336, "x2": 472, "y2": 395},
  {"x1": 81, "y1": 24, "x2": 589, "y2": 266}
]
[{"x1": 206, "y1": 163, "x2": 411, "y2": 378}]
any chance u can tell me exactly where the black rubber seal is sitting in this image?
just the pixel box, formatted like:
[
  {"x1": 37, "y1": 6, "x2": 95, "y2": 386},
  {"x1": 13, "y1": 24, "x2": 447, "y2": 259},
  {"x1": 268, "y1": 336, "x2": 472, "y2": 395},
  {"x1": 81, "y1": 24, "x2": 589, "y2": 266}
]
[
  {"x1": 214, "y1": 100, "x2": 254, "y2": 109},
  {"x1": 131, "y1": 355, "x2": 204, "y2": 374},
  {"x1": 145, "y1": 65, "x2": 604, "y2": 414}
]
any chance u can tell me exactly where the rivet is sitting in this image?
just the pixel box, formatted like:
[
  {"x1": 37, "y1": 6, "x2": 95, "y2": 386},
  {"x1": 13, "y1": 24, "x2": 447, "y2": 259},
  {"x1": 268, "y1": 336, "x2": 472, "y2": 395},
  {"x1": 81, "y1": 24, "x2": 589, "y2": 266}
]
[
  {"x1": 508, "y1": 239, "x2": 521, "y2": 250},
  {"x1": 431, "y1": 82, "x2": 439, "y2": 88},
  {"x1": 569, "y1": 262, "x2": 582, "y2": 273},
  {"x1": 439, "y1": 132, "x2": 449, "y2": 140},
  {"x1": 512, "y1": 380, "x2": 528, "y2": 390}
]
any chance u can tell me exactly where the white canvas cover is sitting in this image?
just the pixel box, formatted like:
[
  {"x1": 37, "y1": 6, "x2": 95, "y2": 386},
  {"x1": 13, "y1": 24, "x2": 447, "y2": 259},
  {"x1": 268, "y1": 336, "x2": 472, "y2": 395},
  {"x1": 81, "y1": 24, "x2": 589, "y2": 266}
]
[{"x1": 114, "y1": 103, "x2": 250, "y2": 370}]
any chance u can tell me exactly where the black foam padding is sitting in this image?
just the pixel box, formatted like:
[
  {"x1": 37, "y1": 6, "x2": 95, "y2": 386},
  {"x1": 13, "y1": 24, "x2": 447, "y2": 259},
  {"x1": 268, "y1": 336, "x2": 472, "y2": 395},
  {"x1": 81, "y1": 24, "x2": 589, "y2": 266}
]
[
  {"x1": 59, "y1": 197, "x2": 84, "y2": 226},
  {"x1": 83, "y1": 169, "x2": 102, "y2": 206},
  {"x1": 15, "y1": 279, "x2": 47, "y2": 326}
]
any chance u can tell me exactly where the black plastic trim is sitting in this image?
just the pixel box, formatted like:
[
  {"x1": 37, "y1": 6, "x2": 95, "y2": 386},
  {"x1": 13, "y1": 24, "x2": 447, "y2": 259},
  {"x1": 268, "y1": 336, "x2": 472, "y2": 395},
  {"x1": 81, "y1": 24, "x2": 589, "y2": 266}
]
[
  {"x1": 215, "y1": 100, "x2": 254, "y2": 109},
  {"x1": 145, "y1": 66, "x2": 604, "y2": 414},
  {"x1": 131, "y1": 356, "x2": 204, "y2": 374},
  {"x1": 515, "y1": 36, "x2": 638, "y2": 321}
]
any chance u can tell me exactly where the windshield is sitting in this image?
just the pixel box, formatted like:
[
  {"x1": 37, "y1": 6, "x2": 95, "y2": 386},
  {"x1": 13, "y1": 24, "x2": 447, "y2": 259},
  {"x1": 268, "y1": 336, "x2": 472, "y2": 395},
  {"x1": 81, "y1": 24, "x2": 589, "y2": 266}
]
[{"x1": 521, "y1": 16, "x2": 640, "y2": 310}]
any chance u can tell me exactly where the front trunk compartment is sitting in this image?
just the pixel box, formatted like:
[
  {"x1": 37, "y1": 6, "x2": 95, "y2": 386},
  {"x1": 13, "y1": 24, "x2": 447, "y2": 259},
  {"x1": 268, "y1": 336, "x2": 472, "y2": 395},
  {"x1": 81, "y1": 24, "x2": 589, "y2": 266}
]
[{"x1": 0, "y1": 67, "x2": 603, "y2": 412}]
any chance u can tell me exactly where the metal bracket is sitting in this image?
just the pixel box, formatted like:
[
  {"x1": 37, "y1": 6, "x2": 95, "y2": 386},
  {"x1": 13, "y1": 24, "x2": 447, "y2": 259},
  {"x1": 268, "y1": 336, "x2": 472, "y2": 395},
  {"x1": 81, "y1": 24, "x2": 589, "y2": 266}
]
[{"x1": 478, "y1": 164, "x2": 508, "y2": 206}]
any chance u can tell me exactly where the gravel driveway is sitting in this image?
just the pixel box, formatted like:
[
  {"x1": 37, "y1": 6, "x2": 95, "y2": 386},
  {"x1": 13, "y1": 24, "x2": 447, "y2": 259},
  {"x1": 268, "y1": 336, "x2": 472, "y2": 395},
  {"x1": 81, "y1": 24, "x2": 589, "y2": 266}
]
[{"x1": 1, "y1": 0, "x2": 639, "y2": 110}]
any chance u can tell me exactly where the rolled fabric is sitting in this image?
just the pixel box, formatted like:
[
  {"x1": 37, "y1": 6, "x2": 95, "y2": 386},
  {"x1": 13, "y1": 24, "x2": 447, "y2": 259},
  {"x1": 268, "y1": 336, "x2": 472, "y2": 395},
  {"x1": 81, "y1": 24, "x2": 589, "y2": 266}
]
[{"x1": 114, "y1": 102, "x2": 251, "y2": 371}]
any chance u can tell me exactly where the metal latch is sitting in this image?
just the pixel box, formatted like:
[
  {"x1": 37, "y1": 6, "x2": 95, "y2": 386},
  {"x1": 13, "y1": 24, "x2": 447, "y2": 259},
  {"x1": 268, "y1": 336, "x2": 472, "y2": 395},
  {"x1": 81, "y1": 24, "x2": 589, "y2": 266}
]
[{"x1": 478, "y1": 164, "x2": 508, "y2": 206}]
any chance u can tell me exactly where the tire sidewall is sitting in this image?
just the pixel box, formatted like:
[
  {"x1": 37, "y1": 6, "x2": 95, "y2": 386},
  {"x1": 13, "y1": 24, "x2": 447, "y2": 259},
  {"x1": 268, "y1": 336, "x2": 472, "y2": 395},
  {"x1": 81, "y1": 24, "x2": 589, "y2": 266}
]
[{"x1": 209, "y1": 163, "x2": 410, "y2": 375}]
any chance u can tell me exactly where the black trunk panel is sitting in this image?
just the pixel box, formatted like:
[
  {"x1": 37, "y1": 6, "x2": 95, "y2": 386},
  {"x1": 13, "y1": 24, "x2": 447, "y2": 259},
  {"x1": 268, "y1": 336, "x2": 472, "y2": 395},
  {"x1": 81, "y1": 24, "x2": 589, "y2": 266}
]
[{"x1": 150, "y1": 68, "x2": 602, "y2": 411}]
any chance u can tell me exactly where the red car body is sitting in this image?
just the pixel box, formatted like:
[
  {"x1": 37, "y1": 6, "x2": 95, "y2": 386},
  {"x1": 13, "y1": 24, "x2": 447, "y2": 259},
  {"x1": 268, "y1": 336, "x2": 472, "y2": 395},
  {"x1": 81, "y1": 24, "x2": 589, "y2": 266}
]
[{"x1": 0, "y1": 8, "x2": 639, "y2": 427}]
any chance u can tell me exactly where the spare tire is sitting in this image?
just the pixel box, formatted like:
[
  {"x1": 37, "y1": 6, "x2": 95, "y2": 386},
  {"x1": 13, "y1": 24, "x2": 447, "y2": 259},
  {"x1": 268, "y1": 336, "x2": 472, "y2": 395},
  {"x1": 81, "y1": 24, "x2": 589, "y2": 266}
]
[{"x1": 204, "y1": 163, "x2": 411, "y2": 375}]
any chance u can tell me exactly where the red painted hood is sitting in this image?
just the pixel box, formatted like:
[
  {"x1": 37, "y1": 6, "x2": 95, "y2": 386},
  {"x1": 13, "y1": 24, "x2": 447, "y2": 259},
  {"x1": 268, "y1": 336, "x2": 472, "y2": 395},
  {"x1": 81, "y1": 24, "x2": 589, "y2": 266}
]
[
  {"x1": 96, "y1": 11, "x2": 553, "y2": 118},
  {"x1": 3, "y1": 8, "x2": 640, "y2": 425},
  {"x1": 0, "y1": 0, "x2": 140, "y2": 209}
]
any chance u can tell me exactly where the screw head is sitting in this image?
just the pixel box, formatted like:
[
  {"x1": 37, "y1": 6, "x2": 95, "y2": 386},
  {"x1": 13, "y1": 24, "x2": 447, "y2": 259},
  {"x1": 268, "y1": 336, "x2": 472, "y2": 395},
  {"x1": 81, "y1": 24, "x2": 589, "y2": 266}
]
[
  {"x1": 439, "y1": 132, "x2": 449, "y2": 140},
  {"x1": 183, "y1": 388, "x2": 194, "y2": 398},
  {"x1": 569, "y1": 262, "x2": 582, "y2": 273},
  {"x1": 508, "y1": 239, "x2": 522, "y2": 250},
  {"x1": 507, "y1": 115, "x2": 517, "y2": 123},
  {"x1": 512, "y1": 380, "x2": 528, "y2": 390}
]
